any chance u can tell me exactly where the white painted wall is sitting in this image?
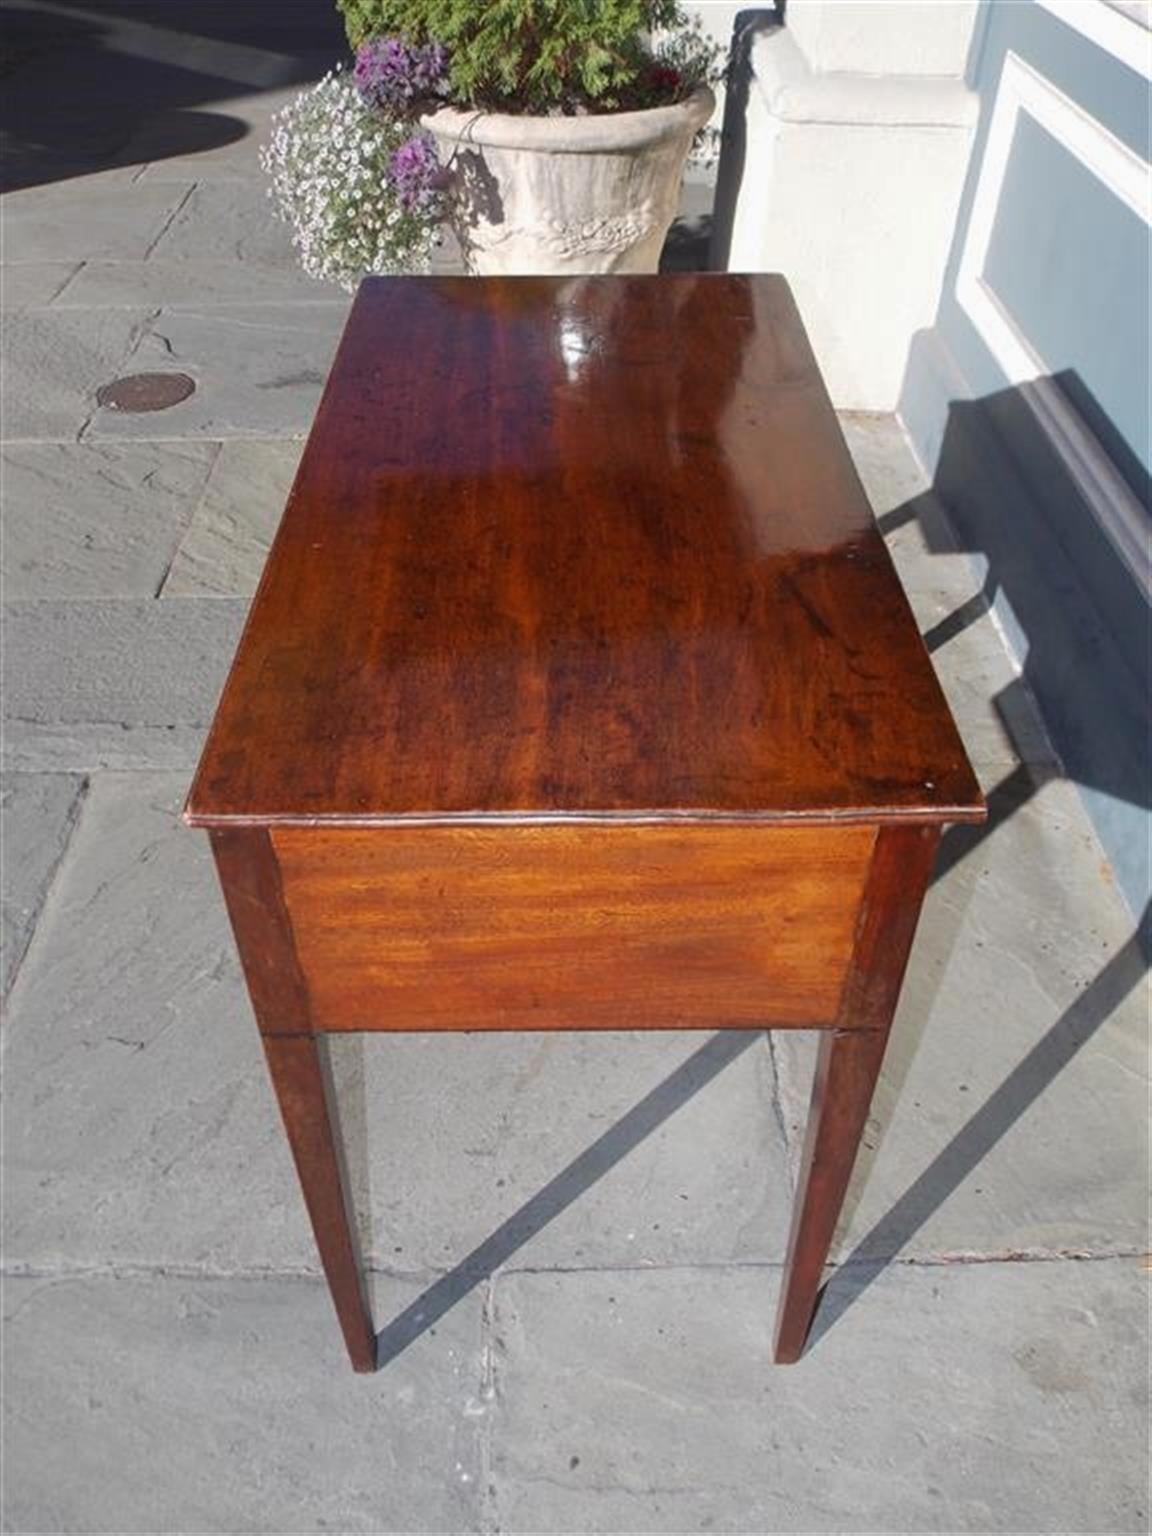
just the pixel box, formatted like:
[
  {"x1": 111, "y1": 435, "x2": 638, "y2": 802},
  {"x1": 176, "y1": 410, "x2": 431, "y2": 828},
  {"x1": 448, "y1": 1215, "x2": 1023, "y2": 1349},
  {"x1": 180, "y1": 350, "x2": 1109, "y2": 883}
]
[
  {"x1": 787, "y1": 0, "x2": 979, "y2": 75},
  {"x1": 899, "y1": 0, "x2": 1152, "y2": 915},
  {"x1": 680, "y1": 1, "x2": 745, "y2": 150},
  {"x1": 683, "y1": 1, "x2": 746, "y2": 58},
  {"x1": 716, "y1": 1, "x2": 981, "y2": 410}
]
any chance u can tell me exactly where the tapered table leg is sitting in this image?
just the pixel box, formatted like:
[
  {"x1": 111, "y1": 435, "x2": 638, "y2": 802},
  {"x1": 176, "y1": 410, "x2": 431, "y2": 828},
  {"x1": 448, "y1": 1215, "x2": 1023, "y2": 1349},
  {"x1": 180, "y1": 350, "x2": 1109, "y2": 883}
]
[
  {"x1": 261, "y1": 1034, "x2": 377, "y2": 1372},
  {"x1": 211, "y1": 828, "x2": 376, "y2": 1373},
  {"x1": 773, "y1": 1028, "x2": 890, "y2": 1362},
  {"x1": 774, "y1": 824, "x2": 940, "y2": 1364}
]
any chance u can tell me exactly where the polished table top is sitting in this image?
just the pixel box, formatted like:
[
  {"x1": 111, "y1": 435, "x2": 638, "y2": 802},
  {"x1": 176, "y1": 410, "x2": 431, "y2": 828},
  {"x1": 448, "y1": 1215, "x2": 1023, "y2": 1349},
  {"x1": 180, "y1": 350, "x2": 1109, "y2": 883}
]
[{"x1": 186, "y1": 275, "x2": 983, "y2": 829}]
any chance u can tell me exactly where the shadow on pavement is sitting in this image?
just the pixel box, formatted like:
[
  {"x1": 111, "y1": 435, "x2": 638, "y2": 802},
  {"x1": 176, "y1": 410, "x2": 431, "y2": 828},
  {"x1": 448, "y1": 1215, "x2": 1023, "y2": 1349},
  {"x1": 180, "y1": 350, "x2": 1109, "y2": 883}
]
[
  {"x1": 367, "y1": 645, "x2": 1143, "y2": 1369},
  {"x1": 808, "y1": 899, "x2": 1150, "y2": 1348},
  {"x1": 1, "y1": 0, "x2": 344, "y2": 191},
  {"x1": 374, "y1": 1029, "x2": 760, "y2": 1368}
]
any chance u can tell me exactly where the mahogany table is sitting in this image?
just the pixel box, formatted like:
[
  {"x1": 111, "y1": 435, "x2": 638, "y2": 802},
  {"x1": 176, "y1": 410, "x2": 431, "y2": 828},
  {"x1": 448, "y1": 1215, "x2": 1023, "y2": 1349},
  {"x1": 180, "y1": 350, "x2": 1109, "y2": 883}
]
[{"x1": 186, "y1": 274, "x2": 985, "y2": 1372}]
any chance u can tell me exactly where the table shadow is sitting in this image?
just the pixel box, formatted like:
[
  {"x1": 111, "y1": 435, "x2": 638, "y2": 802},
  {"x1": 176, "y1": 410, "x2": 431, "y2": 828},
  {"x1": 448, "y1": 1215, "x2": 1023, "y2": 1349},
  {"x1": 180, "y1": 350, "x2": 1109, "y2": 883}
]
[
  {"x1": 371, "y1": 1029, "x2": 761, "y2": 1368},
  {"x1": 808, "y1": 898, "x2": 1150, "y2": 1348}
]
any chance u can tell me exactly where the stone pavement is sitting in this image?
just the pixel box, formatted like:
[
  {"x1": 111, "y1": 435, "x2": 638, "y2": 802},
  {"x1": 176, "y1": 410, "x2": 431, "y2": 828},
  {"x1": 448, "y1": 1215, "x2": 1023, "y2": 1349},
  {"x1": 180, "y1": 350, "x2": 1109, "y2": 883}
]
[{"x1": 1, "y1": 7, "x2": 1149, "y2": 1534}]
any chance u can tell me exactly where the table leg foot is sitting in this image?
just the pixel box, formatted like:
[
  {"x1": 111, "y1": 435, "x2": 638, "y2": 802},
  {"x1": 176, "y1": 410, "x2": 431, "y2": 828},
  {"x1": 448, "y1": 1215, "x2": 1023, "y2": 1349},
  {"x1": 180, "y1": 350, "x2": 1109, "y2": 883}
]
[
  {"x1": 772, "y1": 1027, "x2": 889, "y2": 1364},
  {"x1": 262, "y1": 1034, "x2": 378, "y2": 1373}
]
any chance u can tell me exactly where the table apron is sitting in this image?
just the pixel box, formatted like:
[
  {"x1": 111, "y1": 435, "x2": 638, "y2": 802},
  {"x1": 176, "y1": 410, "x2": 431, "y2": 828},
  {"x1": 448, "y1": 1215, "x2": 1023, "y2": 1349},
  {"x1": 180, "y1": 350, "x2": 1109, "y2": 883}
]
[{"x1": 242, "y1": 822, "x2": 882, "y2": 1033}]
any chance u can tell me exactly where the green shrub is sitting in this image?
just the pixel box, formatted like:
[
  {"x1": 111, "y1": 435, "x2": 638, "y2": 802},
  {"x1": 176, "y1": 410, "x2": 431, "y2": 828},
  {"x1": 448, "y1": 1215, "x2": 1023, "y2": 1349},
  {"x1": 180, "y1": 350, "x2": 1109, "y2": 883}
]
[{"x1": 334, "y1": 0, "x2": 713, "y2": 114}]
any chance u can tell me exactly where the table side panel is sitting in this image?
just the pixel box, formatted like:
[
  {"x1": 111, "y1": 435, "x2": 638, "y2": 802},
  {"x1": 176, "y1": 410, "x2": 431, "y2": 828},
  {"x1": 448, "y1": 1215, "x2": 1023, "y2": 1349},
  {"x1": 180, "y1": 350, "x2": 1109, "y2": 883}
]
[{"x1": 272, "y1": 823, "x2": 877, "y2": 1032}]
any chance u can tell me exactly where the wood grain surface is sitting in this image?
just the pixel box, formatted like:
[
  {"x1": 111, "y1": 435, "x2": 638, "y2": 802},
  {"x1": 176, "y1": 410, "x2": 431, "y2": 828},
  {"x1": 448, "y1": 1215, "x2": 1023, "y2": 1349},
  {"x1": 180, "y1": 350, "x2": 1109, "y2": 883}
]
[
  {"x1": 271, "y1": 823, "x2": 876, "y2": 1031},
  {"x1": 186, "y1": 275, "x2": 984, "y2": 829}
]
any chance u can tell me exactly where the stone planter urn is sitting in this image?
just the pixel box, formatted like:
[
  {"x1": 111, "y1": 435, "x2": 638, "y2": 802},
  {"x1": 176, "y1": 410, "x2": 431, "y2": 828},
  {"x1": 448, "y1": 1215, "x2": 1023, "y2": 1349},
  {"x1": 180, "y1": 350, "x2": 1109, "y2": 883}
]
[{"x1": 420, "y1": 85, "x2": 713, "y2": 275}]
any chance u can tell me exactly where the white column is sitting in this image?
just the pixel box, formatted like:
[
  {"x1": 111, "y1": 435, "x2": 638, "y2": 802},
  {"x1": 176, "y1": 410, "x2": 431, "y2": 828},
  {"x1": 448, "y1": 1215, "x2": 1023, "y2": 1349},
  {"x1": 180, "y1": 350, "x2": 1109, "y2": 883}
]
[{"x1": 719, "y1": 1, "x2": 981, "y2": 411}]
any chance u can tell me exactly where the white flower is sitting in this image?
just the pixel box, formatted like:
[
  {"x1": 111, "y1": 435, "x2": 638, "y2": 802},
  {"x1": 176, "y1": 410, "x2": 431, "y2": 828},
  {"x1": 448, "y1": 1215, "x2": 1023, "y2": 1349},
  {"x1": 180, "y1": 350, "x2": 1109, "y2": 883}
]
[{"x1": 262, "y1": 72, "x2": 443, "y2": 291}]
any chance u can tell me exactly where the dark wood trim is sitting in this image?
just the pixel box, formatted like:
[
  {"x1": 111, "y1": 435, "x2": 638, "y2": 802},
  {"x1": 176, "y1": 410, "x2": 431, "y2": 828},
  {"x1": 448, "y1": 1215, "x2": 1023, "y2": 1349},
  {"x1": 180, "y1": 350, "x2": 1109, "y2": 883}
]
[{"x1": 187, "y1": 805, "x2": 987, "y2": 830}]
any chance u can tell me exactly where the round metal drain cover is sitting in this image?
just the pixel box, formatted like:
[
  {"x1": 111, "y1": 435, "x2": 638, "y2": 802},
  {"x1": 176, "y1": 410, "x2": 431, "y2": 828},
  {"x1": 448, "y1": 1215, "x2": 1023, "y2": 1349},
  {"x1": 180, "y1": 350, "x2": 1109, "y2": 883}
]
[{"x1": 96, "y1": 372, "x2": 196, "y2": 413}]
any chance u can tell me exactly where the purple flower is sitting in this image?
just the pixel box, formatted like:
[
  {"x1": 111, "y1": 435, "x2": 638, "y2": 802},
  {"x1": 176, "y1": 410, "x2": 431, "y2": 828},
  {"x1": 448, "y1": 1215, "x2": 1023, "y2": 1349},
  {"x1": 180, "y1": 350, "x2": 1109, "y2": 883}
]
[
  {"x1": 354, "y1": 35, "x2": 449, "y2": 116},
  {"x1": 388, "y1": 132, "x2": 447, "y2": 214}
]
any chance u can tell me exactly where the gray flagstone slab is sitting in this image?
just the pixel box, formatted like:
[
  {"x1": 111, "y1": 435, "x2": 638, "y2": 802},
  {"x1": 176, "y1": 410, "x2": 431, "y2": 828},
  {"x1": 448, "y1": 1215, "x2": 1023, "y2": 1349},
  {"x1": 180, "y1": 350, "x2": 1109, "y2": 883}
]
[
  {"x1": 53, "y1": 258, "x2": 338, "y2": 308},
  {"x1": 144, "y1": 180, "x2": 300, "y2": 268},
  {"x1": 0, "y1": 773, "x2": 86, "y2": 997},
  {"x1": 85, "y1": 302, "x2": 349, "y2": 439},
  {"x1": 487, "y1": 1260, "x2": 1148, "y2": 1535},
  {"x1": 1, "y1": 442, "x2": 217, "y2": 598},
  {"x1": 1, "y1": 263, "x2": 82, "y2": 309},
  {"x1": 1, "y1": 308, "x2": 146, "y2": 441},
  {"x1": 161, "y1": 439, "x2": 303, "y2": 595},
  {"x1": 2, "y1": 179, "x2": 194, "y2": 264},
  {"x1": 1, "y1": 599, "x2": 246, "y2": 770},
  {"x1": 1, "y1": 1273, "x2": 486, "y2": 1535}
]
